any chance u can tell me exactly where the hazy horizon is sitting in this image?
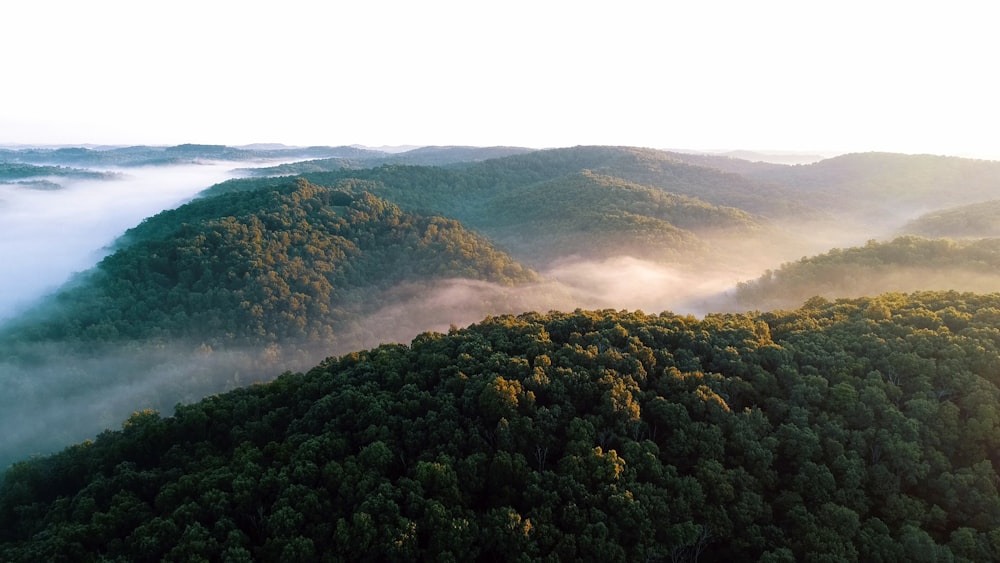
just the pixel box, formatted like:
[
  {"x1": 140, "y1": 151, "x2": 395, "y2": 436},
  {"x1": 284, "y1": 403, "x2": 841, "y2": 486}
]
[{"x1": 3, "y1": 2, "x2": 998, "y2": 159}]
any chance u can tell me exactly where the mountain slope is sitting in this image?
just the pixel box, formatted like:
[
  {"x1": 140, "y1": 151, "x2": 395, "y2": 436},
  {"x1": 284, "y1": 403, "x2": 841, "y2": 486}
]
[{"x1": 3, "y1": 293, "x2": 1000, "y2": 560}]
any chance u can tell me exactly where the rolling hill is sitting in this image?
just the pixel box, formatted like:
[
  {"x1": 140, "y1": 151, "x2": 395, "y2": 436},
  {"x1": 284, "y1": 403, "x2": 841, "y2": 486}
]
[
  {"x1": 901, "y1": 200, "x2": 1000, "y2": 239},
  {"x1": 209, "y1": 146, "x2": 792, "y2": 267},
  {"x1": 745, "y1": 152, "x2": 1000, "y2": 228},
  {"x1": 734, "y1": 236, "x2": 1000, "y2": 310}
]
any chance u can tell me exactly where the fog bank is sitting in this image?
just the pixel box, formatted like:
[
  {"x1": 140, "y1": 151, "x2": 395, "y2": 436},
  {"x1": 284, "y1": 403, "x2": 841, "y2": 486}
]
[{"x1": 0, "y1": 162, "x2": 262, "y2": 321}]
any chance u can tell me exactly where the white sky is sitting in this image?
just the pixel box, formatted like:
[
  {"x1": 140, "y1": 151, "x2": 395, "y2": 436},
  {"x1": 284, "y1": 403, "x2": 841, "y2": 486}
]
[{"x1": 2, "y1": 0, "x2": 998, "y2": 158}]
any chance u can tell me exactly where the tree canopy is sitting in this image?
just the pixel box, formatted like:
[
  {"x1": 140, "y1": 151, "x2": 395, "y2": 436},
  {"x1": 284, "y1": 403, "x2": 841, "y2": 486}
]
[{"x1": 4, "y1": 292, "x2": 1000, "y2": 561}]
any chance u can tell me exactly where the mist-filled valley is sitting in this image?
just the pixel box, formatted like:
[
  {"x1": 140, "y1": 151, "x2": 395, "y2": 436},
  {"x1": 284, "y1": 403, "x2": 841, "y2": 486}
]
[
  {"x1": 5, "y1": 145, "x2": 1000, "y2": 463},
  {"x1": 6, "y1": 144, "x2": 1000, "y2": 560}
]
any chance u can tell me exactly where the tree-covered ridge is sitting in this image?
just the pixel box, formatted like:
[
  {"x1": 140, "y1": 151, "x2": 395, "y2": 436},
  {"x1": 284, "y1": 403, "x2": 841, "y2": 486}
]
[
  {"x1": 0, "y1": 144, "x2": 385, "y2": 168},
  {"x1": 735, "y1": 236, "x2": 1000, "y2": 310},
  {"x1": 213, "y1": 145, "x2": 811, "y2": 217},
  {"x1": 0, "y1": 162, "x2": 115, "y2": 181},
  {"x1": 2, "y1": 179, "x2": 534, "y2": 346},
  {"x1": 244, "y1": 146, "x2": 538, "y2": 176},
  {"x1": 901, "y1": 200, "x2": 1000, "y2": 239},
  {"x1": 4, "y1": 292, "x2": 1000, "y2": 561}
]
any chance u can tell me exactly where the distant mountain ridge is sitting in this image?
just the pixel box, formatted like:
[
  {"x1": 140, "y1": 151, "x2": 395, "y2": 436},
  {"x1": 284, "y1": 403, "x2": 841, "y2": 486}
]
[
  {"x1": 0, "y1": 144, "x2": 388, "y2": 167},
  {"x1": 745, "y1": 152, "x2": 1000, "y2": 224}
]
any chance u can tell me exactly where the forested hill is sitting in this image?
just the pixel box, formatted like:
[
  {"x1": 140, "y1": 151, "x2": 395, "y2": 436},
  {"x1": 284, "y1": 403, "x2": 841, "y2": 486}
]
[
  {"x1": 735, "y1": 236, "x2": 1000, "y2": 310},
  {"x1": 1, "y1": 178, "x2": 534, "y2": 347},
  {"x1": 901, "y1": 199, "x2": 1000, "y2": 238},
  {"x1": 4, "y1": 292, "x2": 1000, "y2": 561},
  {"x1": 305, "y1": 145, "x2": 812, "y2": 219},
  {"x1": 206, "y1": 146, "x2": 783, "y2": 265}
]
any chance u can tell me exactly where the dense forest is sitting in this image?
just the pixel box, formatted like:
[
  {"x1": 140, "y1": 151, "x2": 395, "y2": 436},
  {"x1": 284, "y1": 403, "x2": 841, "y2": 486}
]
[{"x1": 3, "y1": 293, "x2": 1000, "y2": 561}]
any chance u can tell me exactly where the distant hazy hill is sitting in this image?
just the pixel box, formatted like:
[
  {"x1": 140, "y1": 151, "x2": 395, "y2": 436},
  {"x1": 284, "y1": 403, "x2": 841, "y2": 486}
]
[
  {"x1": 386, "y1": 145, "x2": 536, "y2": 165},
  {"x1": 243, "y1": 145, "x2": 537, "y2": 176},
  {"x1": 5, "y1": 293, "x2": 1000, "y2": 560},
  {"x1": 460, "y1": 146, "x2": 812, "y2": 218},
  {"x1": 2, "y1": 179, "x2": 534, "y2": 347},
  {"x1": 0, "y1": 144, "x2": 387, "y2": 167},
  {"x1": 746, "y1": 152, "x2": 1000, "y2": 224},
  {"x1": 901, "y1": 200, "x2": 1000, "y2": 238},
  {"x1": 735, "y1": 236, "x2": 1000, "y2": 309},
  {"x1": 0, "y1": 162, "x2": 116, "y2": 182}
]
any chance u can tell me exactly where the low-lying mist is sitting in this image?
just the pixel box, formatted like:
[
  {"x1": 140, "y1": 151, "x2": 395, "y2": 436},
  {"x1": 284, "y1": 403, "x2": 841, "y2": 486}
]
[
  {"x1": 2, "y1": 156, "x2": 983, "y2": 469},
  {"x1": 0, "y1": 253, "x2": 763, "y2": 467},
  {"x1": 0, "y1": 162, "x2": 261, "y2": 322}
]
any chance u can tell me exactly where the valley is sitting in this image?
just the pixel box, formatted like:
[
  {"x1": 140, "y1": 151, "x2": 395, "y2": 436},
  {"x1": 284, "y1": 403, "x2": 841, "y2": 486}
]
[{"x1": 3, "y1": 143, "x2": 1000, "y2": 560}]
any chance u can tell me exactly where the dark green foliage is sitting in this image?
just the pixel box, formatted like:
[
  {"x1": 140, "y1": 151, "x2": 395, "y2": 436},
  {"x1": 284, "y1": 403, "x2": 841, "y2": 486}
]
[
  {"x1": 736, "y1": 236, "x2": 1000, "y2": 309},
  {"x1": 5, "y1": 293, "x2": 1000, "y2": 560}
]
